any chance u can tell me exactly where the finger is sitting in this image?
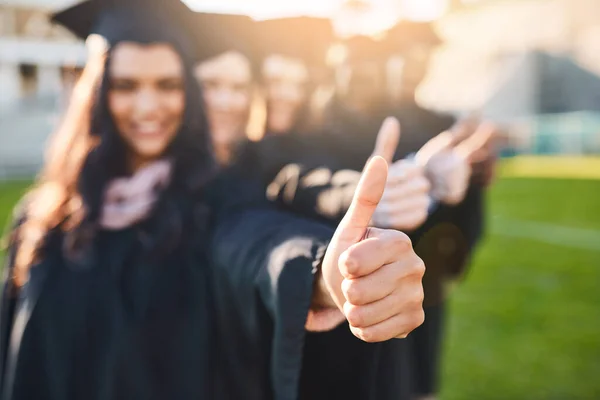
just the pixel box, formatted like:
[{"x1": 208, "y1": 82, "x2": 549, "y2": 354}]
[
  {"x1": 376, "y1": 203, "x2": 430, "y2": 231},
  {"x1": 386, "y1": 210, "x2": 429, "y2": 232},
  {"x1": 455, "y1": 122, "x2": 496, "y2": 161},
  {"x1": 349, "y1": 305, "x2": 425, "y2": 343},
  {"x1": 376, "y1": 196, "x2": 431, "y2": 220},
  {"x1": 386, "y1": 160, "x2": 423, "y2": 183},
  {"x1": 341, "y1": 257, "x2": 423, "y2": 305},
  {"x1": 370, "y1": 117, "x2": 401, "y2": 165},
  {"x1": 338, "y1": 228, "x2": 412, "y2": 279},
  {"x1": 414, "y1": 131, "x2": 453, "y2": 167},
  {"x1": 344, "y1": 283, "x2": 423, "y2": 327},
  {"x1": 468, "y1": 147, "x2": 491, "y2": 164},
  {"x1": 382, "y1": 176, "x2": 431, "y2": 201},
  {"x1": 450, "y1": 114, "x2": 481, "y2": 146},
  {"x1": 338, "y1": 156, "x2": 388, "y2": 238}
]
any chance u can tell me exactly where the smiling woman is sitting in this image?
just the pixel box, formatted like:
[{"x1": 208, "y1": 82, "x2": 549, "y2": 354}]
[
  {"x1": 108, "y1": 43, "x2": 186, "y2": 171},
  {"x1": 0, "y1": 0, "x2": 219, "y2": 398}
]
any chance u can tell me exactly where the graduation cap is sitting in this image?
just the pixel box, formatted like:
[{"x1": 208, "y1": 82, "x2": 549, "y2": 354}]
[
  {"x1": 193, "y1": 13, "x2": 261, "y2": 68},
  {"x1": 384, "y1": 21, "x2": 443, "y2": 52},
  {"x1": 257, "y1": 16, "x2": 334, "y2": 70},
  {"x1": 51, "y1": 0, "x2": 257, "y2": 64}
]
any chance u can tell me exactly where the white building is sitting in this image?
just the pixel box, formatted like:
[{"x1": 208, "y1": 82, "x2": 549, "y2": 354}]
[
  {"x1": 0, "y1": 0, "x2": 86, "y2": 178},
  {"x1": 0, "y1": 0, "x2": 86, "y2": 110},
  {"x1": 421, "y1": 0, "x2": 600, "y2": 113}
]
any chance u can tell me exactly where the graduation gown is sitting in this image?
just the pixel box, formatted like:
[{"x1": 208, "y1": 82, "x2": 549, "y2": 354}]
[
  {"x1": 206, "y1": 162, "x2": 335, "y2": 400},
  {"x1": 0, "y1": 178, "x2": 340, "y2": 400},
  {"x1": 0, "y1": 197, "x2": 215, "y2": 400}
]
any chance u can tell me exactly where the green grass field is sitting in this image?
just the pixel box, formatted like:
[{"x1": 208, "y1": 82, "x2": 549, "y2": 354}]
[{"x1": 1, "y1": 177, "x2": 599, "y2": 399}]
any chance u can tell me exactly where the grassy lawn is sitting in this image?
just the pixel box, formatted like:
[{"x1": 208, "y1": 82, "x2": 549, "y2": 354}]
[
  {"x1": 0, "y1": 177, "x2": 599, "y2": 399},
  {"x1": 0, "y1": 181, "x2": 30, "y2": 239},
  {"x1": 441, "y1": 178, "x2": 600, "y2": 400}
]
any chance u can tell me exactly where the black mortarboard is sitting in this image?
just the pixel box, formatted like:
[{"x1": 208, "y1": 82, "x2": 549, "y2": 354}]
[
  {"x1": 384, "y1": 21, "x2": 442, "y2": 52},
  {"x1": 257, "y1": 16, "x2": 334, "y2": 70},
  {"x1": 192, "y1": 13, "x2": 261, "y2": 67},
  {"x1": 51, "y1": 0, "x2": 240, "y2": 63}
]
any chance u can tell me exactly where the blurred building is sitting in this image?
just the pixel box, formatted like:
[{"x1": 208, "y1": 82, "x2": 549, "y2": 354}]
[
  {"x1": 417, "y1": 0, "x2": 600, "y2": 156},
  {"x1": 0, "y1": 0, "x2": 84, "y2": 178},
  {"x1": 422, "y1": 0, "x2": 600, "y2": 113},
  {"x1": 485, "y1": 51, "x2": 600, "y2": 120},
  {"x1": 0, "y1": 0, "x2": 85, "y2": 109}
]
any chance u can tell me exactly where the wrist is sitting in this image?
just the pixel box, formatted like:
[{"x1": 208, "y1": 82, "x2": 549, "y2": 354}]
[{"x1": 311, "y1": 263, "x2": 338, "y2": 309}]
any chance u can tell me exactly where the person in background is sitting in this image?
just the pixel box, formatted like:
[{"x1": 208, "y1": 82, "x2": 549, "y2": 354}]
[
  {"x1": 244, "y1": 21, "x2": 496, "y2": 400},
  {"x1": 384, "y1": 20, "x2": 498, "y2": 400},
  {"x1": 193, "y1": 13, "x2": 260, "y2": 165},
  {"x1": 323, "y1": 35, "x2": 390, "y2": 138},
  {"x1": 0, "y1": 2, "x2": 428, "y2": 400},
  {"x1": 257, "y1": 17, "x2": 333, "y2": 136}
]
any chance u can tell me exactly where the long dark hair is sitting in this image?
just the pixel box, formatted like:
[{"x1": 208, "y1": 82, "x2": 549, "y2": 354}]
[{"x1": 12, "y1": 38, "x2": 215, "y2": 287}]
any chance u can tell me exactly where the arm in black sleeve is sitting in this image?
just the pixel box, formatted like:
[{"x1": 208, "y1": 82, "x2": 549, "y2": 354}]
[
  {"x1": 206, "y1": 164, "x2": 339, "y2": 400},
  {"x1": 230, "y1": 136, "x2": 361, "y2": 225}
]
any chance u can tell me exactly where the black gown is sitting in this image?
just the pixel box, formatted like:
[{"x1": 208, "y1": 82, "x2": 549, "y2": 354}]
[
  {"x1": 206, "y1": 159, "x2": 334, "y2": 400},
  {"x1": 0, "y1": 179, "x2": 337, "y2": 400},
  {"x1": 0, "y1": 196, "x2": 214, "y2": 400}
]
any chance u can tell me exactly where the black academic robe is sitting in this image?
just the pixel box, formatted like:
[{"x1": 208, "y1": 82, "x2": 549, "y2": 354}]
[
  {"x1": 206, "y1": 161, "x2": 334, "y2": 400},
  {"x1": 0, "y1": 197, "x2": 214, "y2": 400},
  {"x1": 0, "y1": 184, "x2": 337, "y2": 400}
]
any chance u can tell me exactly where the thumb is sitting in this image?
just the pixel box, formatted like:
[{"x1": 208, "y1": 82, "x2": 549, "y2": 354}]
[
  {"x1": 370, "y1": 117, "x2": 401, "y2": 165},
  {"x1": 455, "y1": 122, "x2": 496, "y2": 162},
  {"x1": 415, "y1": 130, "x2": 453, "y2": 167},
  {"x1": 337, "y1": 156, "x2": 388, "y2": 241},
  {"x1": 451, "y1": 114, "x2": 481, "y2": 146}
]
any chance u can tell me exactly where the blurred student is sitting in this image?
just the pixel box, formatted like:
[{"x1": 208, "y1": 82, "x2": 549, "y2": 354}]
[
  {"x1": 384, "y1": 21, "x2": 498, "y2": 400},
  {"x1": 193, "y1": 13, "x2": 259, "y2": 165},
  {"x1": 250, "y1": 23, "x2": 496, "y2": 400},
  {"x1": 322, "y1": 35, "x2": 390, "y2": 138},
  {"x1": 257, "y1": 17, "x2": 333, "y2": 136}
]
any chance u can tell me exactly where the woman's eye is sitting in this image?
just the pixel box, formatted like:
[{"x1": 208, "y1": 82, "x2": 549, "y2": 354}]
[
  {"x1": 233, "y1": 83, "x2": 250, "y2": 93},
  {"x1": 201, "y1": 80, "x2": 219, "y2": 90},
  {"x1": 111, "y1": 80, "x2": 136, "y2": 91},
  {"x1": 159, "y1": 80, "x2": 183, "y2": 91}
]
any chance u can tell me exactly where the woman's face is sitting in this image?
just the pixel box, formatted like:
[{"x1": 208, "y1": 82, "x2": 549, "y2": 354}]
[
  {"x1": 388, "y1": 44, "x2": 433, "y2": 101},
  {"x1": 108, "y1": 42, "x2": 185, "y2": 170},
  {"x1": 338, "y1": 60, "x2": 384, "y2": 114},
  {"x1": 262, "y1": 54, "x2": 309, "y2": 134},
  {"x1": 196, "y1": 51, "x2": 252, "y2": 148}
]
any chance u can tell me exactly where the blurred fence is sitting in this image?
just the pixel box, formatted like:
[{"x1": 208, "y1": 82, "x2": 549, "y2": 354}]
[{"x1": 501, "y1": 111, "x2": 600, "y2": 157}]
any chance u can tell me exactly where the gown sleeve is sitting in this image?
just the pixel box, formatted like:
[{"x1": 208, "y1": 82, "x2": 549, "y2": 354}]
[
  {"x1": 206, "y1": 162, "x2": 344, "y2": 400},
  {"x1": 233, "y1": 136, "x2": 361, "y2": 225}
]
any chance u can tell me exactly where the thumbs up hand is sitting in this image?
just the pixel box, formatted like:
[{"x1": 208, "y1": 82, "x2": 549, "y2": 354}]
[
  {"x1": 452, "y1": 121, "x2": 500, "y2": 187},
  {"x1": 415, "y1": 129, "x2": 470, "y2": 205},
  {"x1": 319, "y1": 154, "x2": 426, "y2": 342},
  {"x1": 370, "y1": 117, "x2": 431, "y2": 231},
  {"x1": 414, "y1": 118, "x2": 495, "y2": 205}
]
